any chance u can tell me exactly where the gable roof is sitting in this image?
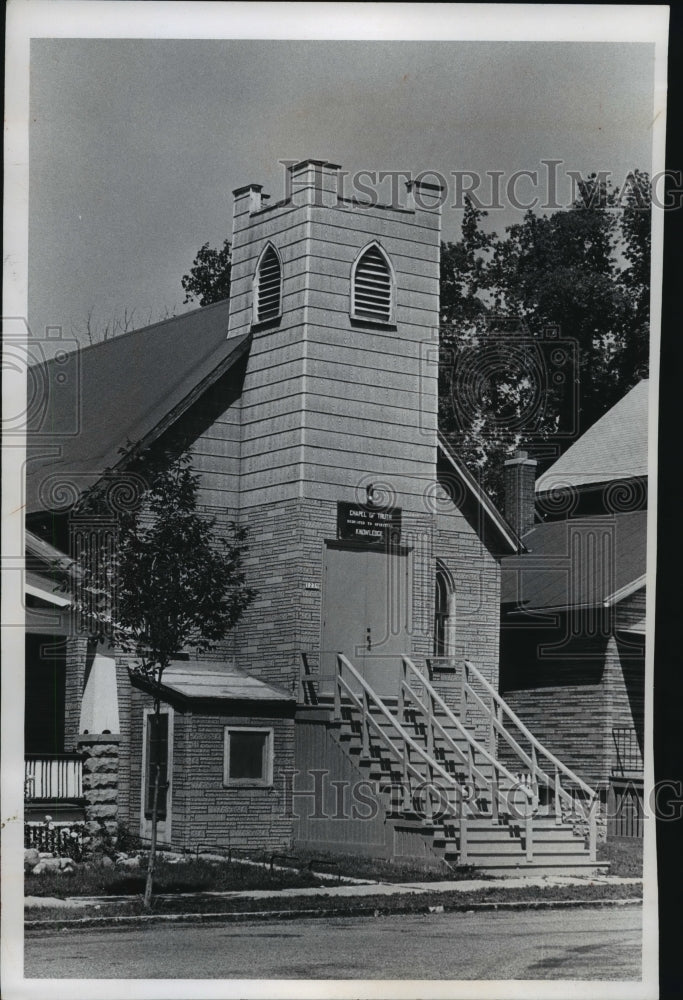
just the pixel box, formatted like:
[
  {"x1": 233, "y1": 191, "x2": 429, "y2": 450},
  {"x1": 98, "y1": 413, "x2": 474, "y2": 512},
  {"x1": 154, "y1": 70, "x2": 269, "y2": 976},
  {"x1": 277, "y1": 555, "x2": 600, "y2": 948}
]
[
  {"x1": 27, "y1": 300, "x2": 249, "y2": 513},
  {"x1": 501, "y1": 510, "x2": 646, "y2": 611},
  {"x1": 536, "y1": 379, "x2": 649, "y2": 493},
  {"x1": 437, "y1": 433, "x2": 524, "y2": 555}
]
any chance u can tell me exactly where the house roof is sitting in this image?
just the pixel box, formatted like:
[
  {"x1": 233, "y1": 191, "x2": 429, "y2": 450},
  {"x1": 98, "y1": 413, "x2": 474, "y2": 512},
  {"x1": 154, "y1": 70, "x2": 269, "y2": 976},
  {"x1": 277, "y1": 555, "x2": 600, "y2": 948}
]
[
  {"x1": 26, "y1": 570, "x2": 71, "y2": 606},
  {"x1": 26, "y1": 300, "x2": 249, "y2": 513},
  {"x1": 501, "y1": 510, "x2": 647, "y2": 611},
  {"x1": 25, "y1": 529, "x2": 76, "y2": 573},
  {"x1": 134, "y1": 659, "x2": 295, "y2": 705},
  {"x1": 535, "y1": 379, "x2": 649, "y2": 493}
]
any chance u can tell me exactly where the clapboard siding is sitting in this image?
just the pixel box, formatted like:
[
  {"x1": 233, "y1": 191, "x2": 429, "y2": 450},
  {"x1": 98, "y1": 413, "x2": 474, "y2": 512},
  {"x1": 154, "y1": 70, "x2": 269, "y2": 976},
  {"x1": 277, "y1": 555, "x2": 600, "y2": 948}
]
[
  {"x1": 231, "y1": 166, "x2": 440, "y2": 510},
  {"x1": 616, "y1": 588, "x2": 646, "y2": 632},
  {"x1": 294, "y1": 717, "x2": 390, "y2": 852}
]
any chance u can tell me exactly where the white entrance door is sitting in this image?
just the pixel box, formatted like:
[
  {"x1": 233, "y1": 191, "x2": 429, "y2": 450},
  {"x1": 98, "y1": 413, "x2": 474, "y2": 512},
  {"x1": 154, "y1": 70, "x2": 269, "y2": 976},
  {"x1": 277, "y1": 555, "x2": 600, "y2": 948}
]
[{"x1": 320, "y1": 544, "x2": 412, "y2": 697}]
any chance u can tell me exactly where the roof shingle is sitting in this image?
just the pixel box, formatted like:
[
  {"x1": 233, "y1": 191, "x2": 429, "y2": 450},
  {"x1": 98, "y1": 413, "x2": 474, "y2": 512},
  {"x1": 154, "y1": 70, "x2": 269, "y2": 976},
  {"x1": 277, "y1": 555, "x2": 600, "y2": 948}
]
[
  {"x1": 26, "y1": 300, "x2": 247, "y2": 512},
  {"x1": 536, "y1": 379, "x2": 649, "y2": 492}
]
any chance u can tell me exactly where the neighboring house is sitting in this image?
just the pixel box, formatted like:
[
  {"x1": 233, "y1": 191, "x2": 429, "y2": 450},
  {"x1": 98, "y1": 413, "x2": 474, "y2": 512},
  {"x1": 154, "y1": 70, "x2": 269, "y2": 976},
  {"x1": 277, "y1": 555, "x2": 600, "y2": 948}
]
[
  {"x1": 500, "y1": 380, "x2": 648, "y2": 836},
  {"x1": 25, "y1": 158, "x2": 607, "y2": 872}
]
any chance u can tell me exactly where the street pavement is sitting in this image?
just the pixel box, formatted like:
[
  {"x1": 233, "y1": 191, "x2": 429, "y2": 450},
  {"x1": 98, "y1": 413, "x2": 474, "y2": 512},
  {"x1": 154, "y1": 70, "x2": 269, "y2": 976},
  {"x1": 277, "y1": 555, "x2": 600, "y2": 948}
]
[{"x1": 24, "y1": 904, "x2": 643, "y2": 981}]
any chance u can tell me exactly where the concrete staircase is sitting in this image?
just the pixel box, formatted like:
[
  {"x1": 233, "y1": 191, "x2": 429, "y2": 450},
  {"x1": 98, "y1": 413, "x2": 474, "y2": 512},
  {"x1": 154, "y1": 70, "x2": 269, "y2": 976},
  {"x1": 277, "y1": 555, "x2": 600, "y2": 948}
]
[{"x1": 325, "y1": 654, "x2": 607, "y2": 876}]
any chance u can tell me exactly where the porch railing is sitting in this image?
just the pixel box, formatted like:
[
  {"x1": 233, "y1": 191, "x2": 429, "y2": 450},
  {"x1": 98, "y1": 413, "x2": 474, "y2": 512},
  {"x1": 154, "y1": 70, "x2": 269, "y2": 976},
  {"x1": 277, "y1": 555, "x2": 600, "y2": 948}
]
[
  {"x1": 24, "y1": 753, "x2": 84, "y2": 801},
  {"x1": 423, "y1": 656, "x2": 599, "y2": 859},
  {"x1": 612, "y1": 726, "x2": 643, "y2": 775}
]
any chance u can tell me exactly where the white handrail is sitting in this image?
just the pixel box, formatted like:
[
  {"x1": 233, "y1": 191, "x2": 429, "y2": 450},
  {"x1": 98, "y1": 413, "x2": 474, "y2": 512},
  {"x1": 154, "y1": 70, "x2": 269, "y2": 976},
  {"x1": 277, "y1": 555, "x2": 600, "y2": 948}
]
[
  {"x1": 462, "y1": 659, "x2": 598, "y2": 803},
  {"x1": 423, "y1": 656, "x2": 598, "y2": 857},
  {"x1": 336, "y1": 656, "x2": 469, "y2": 806},
  {"x1": 401, "y1": 675, "x2": 532, "y2": 803}
]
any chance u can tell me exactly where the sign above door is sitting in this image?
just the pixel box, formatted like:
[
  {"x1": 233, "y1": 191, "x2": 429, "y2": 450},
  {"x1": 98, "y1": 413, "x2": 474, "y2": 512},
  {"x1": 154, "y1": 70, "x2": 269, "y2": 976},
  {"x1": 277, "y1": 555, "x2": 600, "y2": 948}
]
[{"x1": 336, "y1": 501, "x2": 402, "y2": 546}]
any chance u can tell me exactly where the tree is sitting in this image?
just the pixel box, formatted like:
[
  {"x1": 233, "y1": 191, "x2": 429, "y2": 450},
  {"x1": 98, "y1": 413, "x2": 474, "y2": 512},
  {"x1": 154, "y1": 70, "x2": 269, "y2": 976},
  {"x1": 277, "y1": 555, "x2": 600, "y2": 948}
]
[
  {"x1": 614, "y1": 170, "x2": 651, "y2": 386},
  {"x1": 71, "y1": 305, "x2": 179, "y2": 347},
  {"x1": 439, "y1": 172, "x2": 652, "y2": 500},
  {"x1": 181, "y1": 238, "x2": 232, "y2": 307},
  {"x1": 71, "y1": 449, "x2": 256, "y2": 908}
]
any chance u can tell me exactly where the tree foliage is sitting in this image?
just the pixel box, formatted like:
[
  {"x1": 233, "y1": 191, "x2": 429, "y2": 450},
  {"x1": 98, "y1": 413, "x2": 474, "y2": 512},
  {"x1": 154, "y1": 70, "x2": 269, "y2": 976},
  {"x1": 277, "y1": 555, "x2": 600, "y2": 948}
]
[
  {"x1": 439, "y1": 172, "x2": 652, "y2": 500},
  {"x1": 181, "y1": 238, "x2": 232, "y2": 307}
]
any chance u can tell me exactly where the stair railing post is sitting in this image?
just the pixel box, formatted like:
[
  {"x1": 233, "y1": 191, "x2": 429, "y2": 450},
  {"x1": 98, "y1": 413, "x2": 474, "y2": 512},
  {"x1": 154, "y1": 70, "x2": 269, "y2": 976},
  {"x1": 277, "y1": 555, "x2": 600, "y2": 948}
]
[
  {"x1": 588, "y1": 793, "x2": 598, "y2": 861},
  {"x1": 487, "y1": 692, "x2": 496, "y2": 756},
  {"x1": 530, "y1": 745, "x2": 539, "y2": 803},
  {"x1": 399, "y1": 658, "x2": 407, "y2": 722},
  {"x1": 554, "y1": 767, "x2": 562, "y2": 825},
  {"x1": 491, "y1": 773, "x2": 499, "y2": 822},
  {"x1": 460, "y1": 814, "x2": 468, "y2": 864},
  {"x1": 334, "y1": 655, "x2": 342, "y2": 721},
  {"x1": 460, "y1": 661, "x2": 468, "y2": 720},
  {"x1": 525, "y1": 805, "x2": 534, "y2": 862},
  {"x1": 424, "y1": 762, "x2": 434, "y2": 823},
  {"x1": 361, "y1": 688, "x2": 371, "y2": 759},
  {"x1": 427, "y1": 690, "x2": 435, "y2": 758},
  {"x1": 402, "y1": 742, "x2": 411, "y2": 812}
]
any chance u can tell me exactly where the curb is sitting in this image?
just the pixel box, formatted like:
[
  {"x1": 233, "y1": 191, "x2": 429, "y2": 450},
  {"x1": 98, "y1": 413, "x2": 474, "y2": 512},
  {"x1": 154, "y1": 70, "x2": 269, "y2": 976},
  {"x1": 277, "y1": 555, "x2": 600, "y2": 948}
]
[{"x1": 25, "y1": 897, "x2": 643, "y2": 931}]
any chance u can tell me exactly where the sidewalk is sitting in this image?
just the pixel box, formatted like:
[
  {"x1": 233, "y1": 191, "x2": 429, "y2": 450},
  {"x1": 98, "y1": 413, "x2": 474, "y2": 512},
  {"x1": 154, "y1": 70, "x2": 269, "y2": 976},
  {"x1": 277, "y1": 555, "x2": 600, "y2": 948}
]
[{"x1": 25, "y1": 872, "x2": 643, "y2": 914}]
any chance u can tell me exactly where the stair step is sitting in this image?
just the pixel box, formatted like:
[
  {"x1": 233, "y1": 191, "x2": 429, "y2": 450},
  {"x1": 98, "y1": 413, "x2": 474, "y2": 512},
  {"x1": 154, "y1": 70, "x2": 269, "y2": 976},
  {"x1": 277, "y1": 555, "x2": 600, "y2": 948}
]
[
  {"x1": 443, "y1": 849, "x2": 598, "y2": 867},
  {"x1": 460, "y1": 839, "x2": 589, "y2": 856},
  {"x1": 461, "y1": 861, "x2": 610, "y2": 878}
]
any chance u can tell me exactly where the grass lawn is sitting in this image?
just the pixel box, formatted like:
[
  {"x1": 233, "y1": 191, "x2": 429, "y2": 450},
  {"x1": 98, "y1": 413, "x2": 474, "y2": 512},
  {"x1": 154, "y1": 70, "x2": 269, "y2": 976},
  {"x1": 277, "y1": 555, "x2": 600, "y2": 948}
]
[
  {"x1": 24, "y1": 880, "x2": 643, "y2": 926},
  {"x1": 24, "y1": 836, "x2": 643, "y2": 923},
  {"x1": 246, "y1": 847, "x2": 479, "y2": 883},
  {"x1": 24, "y1": 857, "x2": 326, "y2": 899},
  {"x1": 597, "y1": 838, "x2": 643, "y2": 877}
]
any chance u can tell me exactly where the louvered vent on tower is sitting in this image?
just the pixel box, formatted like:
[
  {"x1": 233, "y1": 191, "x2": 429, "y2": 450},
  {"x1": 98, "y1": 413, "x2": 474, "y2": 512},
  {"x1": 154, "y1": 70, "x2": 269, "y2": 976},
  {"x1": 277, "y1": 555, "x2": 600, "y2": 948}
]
[
  {"x1": 352, "y1": 245, "x2": 393, "y2": 322},
  {"x1": 255, "y1": 245, "x2": 282, "y2": 322}
]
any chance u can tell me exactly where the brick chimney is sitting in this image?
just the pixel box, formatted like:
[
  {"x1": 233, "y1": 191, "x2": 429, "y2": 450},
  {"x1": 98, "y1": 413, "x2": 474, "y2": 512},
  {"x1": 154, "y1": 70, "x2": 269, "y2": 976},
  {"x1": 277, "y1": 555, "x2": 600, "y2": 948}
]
[{"x1": 503, "y1": 449, "x2": 537, "y2": 538}]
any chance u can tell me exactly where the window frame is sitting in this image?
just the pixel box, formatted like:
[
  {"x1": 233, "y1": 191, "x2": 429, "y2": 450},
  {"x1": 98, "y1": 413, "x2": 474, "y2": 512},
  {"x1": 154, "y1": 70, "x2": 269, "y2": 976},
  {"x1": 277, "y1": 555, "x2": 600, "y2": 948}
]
[
  {"x1": 434, "y1": 561, "x2": 457, "y2": 658},
  {"x1": 223, "y1": 726, "x2": 274, "y2": 788},
  {"x1": 252, "y1": 242, "x2": 283, "y2": 326},
  {"x1": 350, "y1": 241, "x2": 395, "y2": 325}
]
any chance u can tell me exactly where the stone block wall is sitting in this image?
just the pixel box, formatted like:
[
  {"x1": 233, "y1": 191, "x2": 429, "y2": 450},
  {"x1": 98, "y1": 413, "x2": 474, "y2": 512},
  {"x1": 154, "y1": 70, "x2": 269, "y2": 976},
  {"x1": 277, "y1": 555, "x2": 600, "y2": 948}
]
[
  {"x1": 172, "y1": 710, "x2": 295, "y2": 852},
  {"x1": 122, "y1": 683, "x2": 295, "y2": 852},
  {"x1": 63, "y1": 636, "x2": 89, "y2": 750},
  {"x1": 77, "y1": 734, "x2": 120, "y2": 835},
  {"x1": 499, "y1": 619, "x2": 638, "y2": 788},
  {"x1": 435, "y1": 520, "x2": 502, "y2": 689}
]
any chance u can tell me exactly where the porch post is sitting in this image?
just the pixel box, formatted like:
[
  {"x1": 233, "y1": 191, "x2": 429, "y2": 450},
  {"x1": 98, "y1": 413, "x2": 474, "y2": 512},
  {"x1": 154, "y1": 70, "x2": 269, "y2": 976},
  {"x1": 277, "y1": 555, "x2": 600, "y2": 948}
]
[{"x1": 77, "y1": 733, "x2": 121, "y2": 841}]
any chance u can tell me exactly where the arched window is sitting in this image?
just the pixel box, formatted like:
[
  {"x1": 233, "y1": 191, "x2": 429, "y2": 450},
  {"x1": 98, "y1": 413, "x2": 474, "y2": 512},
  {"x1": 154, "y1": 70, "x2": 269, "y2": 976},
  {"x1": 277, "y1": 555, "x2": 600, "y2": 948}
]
[
  {"x1": 351, "y1": 243, "x2": 394, "y2": 323},
  {"x1": 254, "y1": 244, "x2": 282, "y2": 323},
  {"x1": 434, "y1": 562, "x2": 456, "y2": 657}
]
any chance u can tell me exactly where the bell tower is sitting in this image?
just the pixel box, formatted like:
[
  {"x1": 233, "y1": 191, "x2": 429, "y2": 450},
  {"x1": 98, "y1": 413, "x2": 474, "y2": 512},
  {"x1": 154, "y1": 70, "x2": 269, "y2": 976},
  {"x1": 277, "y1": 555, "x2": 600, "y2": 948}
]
[{"x1": 227, "y1": 159, "x2": 443, "y2": 692}]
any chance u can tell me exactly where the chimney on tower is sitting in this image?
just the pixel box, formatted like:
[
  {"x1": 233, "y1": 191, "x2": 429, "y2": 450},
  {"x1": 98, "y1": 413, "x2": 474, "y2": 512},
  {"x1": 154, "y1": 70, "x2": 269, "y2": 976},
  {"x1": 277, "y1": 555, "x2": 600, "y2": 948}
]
[{"x1": 503, "y1": 449, "x2": 537, "y2": 538}]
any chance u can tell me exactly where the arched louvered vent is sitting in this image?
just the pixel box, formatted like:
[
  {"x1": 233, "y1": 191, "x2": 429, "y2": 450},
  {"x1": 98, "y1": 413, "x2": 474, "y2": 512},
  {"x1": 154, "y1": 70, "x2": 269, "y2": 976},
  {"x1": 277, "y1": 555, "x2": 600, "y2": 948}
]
[
  {"x1": 352, "y1": 245, "x2": 393, "y2": 322},
  {"x1": 255, "y1": 245, "x2": 282, "y2": 322}
]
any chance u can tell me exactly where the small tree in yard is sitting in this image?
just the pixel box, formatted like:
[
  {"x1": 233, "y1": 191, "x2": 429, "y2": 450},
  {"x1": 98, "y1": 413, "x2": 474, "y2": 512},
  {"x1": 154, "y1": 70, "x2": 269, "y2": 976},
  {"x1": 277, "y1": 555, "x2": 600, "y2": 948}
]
[{"x1": 71, "y1": 450, "x2": 256, "y2": 909}]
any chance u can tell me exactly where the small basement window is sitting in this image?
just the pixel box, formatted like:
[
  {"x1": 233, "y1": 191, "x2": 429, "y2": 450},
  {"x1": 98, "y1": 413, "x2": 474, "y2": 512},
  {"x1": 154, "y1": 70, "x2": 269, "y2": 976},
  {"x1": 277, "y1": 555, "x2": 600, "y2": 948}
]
[
  {"x1": 351, "y1": 243, "x2": 394, "y2": 323},
  {"x1": 254, "y1": 244, "x2": 282, "y2": 323},
  {"x1": 224, "y1": 727, "x2": 273, "y2": 787}
]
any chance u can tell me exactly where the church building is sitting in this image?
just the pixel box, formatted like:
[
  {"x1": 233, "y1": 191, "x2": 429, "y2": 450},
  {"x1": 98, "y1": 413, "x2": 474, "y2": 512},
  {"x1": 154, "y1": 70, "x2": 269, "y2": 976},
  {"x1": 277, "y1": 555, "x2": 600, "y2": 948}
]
[{"x1": 25, "y1": 159, "x2": 606, "y2": 874}]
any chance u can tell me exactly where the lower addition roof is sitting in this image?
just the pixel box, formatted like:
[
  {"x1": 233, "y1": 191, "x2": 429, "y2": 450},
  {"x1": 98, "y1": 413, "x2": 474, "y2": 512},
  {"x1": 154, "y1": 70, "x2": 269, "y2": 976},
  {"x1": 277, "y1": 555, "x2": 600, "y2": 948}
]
[
  {"x1": 501, "y1": 509, "x2": 647, "y2": 612},
  {"x1": 130, "y1": 658, "x2": 296, "y2": 707}
]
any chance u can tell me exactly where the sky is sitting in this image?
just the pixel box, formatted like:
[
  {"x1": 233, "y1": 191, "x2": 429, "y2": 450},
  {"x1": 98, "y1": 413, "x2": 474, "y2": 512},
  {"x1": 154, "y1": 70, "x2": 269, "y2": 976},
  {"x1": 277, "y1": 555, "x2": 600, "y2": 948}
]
[{"x1": 28, "y1": 37, "x2": 657, "y2": 352}]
